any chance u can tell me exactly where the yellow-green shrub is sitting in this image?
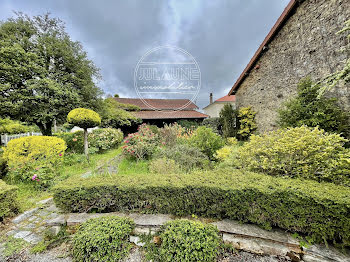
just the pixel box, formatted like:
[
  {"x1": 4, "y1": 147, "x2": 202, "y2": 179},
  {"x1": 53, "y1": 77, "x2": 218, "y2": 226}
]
[
  {"x1": 149, "y1": 158, "x2": 181, "y2": 174},
  {"x1": 214, "y1": 146, "x2": 232, "y2": 162},
  {"x1": 238, "y1": 126, "x2": 350, "y2": 185},
  {"x1": 3, "y1": 136, "x2": 66, "y2": 187},
  {"x1": 0, "y1": 179, "x2": 18, "y2": 219},
  {"x1": 237, "y1": 106, "x2": 257, "y2": 140},
  {"x1": 67, "y1": 108, "x2": 101, "y2": 129}
]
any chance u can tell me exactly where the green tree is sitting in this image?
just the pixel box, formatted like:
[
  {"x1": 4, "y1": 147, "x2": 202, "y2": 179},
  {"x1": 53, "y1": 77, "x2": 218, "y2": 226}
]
[
  {"x1": 219, "y1": 104, "x2": 237, "y2": 138},
  {"x1": 99, "y1": 98, "x2": 141, "y2": 128},
  {"x1": 278, "y1": 77, "x2": 349, "y2": 138},
  {"x1": 237, "y1": 106, "x2": 257, "y2": 140},
  {"x1": 0, "y1": 13, "x2": 102, "y2": 135}
]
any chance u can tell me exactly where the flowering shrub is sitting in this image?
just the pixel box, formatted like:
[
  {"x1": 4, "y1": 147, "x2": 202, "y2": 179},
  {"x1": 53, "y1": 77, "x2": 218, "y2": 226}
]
[
  {"x1": 89, "y1": 128, "x2": 123, "y2": 153},
  {"x1": 189, "y1": 126, "x2": 224, "y2": 159},
  {"x1": 3, "y1": 136, "x2": 66, "y2": 187},
  {"x1": 55, "y1": 131, "x2": 84, "y2": 154},
  {"x1": 158, "y1": 123, "x2": 193, "y2": 146},
  {"x1": 122, "y1": 124, "x2": 158, "y2": 160},
  {"x1": 238, "y1": 126, "x2": 350, "y2": 185}
]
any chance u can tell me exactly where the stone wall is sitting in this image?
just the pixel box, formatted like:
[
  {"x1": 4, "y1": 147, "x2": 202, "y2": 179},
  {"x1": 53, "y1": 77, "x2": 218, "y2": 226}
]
[{"x1": 235, "y1": 0, "x2": 350, "y2": 132}]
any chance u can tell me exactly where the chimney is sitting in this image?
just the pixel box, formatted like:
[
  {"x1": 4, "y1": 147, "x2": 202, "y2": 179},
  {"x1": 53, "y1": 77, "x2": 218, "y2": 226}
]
[{"x1": 210, "y1": 93, "x2": 213, "y2": 104}]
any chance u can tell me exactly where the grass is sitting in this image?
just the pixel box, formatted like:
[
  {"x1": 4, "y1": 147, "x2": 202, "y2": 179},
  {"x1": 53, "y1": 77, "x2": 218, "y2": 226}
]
[
  {"x1": 0, "y1": 236, "x2": 30, "y2": 258},
  {"x1": 4, "y1": 147, "x2": 122, "y2": 212},
  {"x1": 118, "y1": 157, "x2": 149, "y2": 175}
]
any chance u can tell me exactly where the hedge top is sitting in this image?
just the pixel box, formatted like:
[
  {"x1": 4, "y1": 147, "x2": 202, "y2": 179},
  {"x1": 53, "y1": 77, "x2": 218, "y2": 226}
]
[
  {"x1": 67, "y1": 108, "x2": 101, "y2": 129},
  {"x1": 0, "y1": 179, "x2": 17, "y2": 193}
]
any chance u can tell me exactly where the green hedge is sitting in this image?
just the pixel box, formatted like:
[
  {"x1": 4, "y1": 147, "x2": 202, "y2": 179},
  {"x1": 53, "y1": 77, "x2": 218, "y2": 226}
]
[
  {"x1": 0, "y1": 180, "x2": 18, "y2": 219},
  {"x1": 53, "y1": 169, "x2": 350, "y2": 246}
]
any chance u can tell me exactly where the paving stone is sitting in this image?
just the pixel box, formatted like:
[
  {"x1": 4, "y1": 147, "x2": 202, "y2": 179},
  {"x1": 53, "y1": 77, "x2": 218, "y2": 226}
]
[
  {"x1": 12, "y1": 208, "x2": 39, "y2": 224},
  {"x1": 37, "y1": 197, "x2": 53, "y2": 206},
  {"x1": 134, "y1": 227, "x2": 151, "y2": 235},
  {"x1": 303, "y1": 244, "x2": 350, "y2": 262},
  {"x1": 129, "y1": 213, "x2": 172, "y2": 227},
  {"x1": 37, "y1": 210, "x2": 50, "y2": 217},
  {"x1": 48, "y1": 226, "x2": 61, "y2": 236},
  {"x1": 130, "y1": 236, "x2": 145, "y2": 247},
  {"x1": 66, "y1": 213, "x2": 100, "y2": 225},
  {"x1": 13, "y1": 230, "x2": 32, "y2": 239},
  {"x1": 46, "y1": 205, "x2": 60, "y2": 212},
  {"x1": 23, "y1": 223, "x2": 37, "y2": 229},
  {"x1": 45, "y1": 215, "x2": 66, "y2": 226},
  {"x1": 23, "y1": 233, "x2": 43, "y2": 244},
  {"x1": 6, "y1": 229, "x2": 18, "y2": 236}
]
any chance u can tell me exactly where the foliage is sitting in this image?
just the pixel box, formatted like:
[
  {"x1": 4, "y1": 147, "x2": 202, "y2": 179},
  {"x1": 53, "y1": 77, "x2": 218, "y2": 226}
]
[
  {"x1": 67, "y1": 108, "x2": 101, "y2": 129},
  {"x1": 202, "y1": 117, "x2": 222, "y2": 135},
  {"x1": 55, "y1": 131, "x2": 84, "y2": 154},
  {"x1": 0, "y1": 118, "x2": 31, "y2": 134},
  {"x1": 149, "y1": 157, "x2": 180, "y2": 174},
  {"x1": 122, "y1": 124, "x2": 158, "y2": 160},
  {"x1": 238, "y1": 126, "x2": 350, "y2": 185},
  {"x1": 155, "y1": 144, "x2": 210, "y2": 172},
  {"x1": 219, "y1": 104, "x2": 237, "y2": 138},
  {"x1": 0, "y1": 13, "x2": 102, "y2": 135},
  {"x1": 318, "y1": 20, "x2": 350, "y2": 95},
  {"x1": 53, "y1": 170, "x2": 350, "y2": 246},
  {"x1": 118, "y1": 158, "x2": 149, "y2": 175},
  {"x1": 214, "y1": 146, "x2": 233, "y2": 162},
  {"x1": 3, "y1": 136, "x2": 66, "y2": 187},
  {"x1": 1, "y1": 236, "x2": 30, "y2": 258},
  {"x1": 189, "y1": 126, "x2": 224, "y2": 159},
  {"x1": 177, "y1": 120, "x2": 200, "y2": 130},
  {"x1": 88, "y1": 128, "x2": 123, "y2": 153},
  {"x1": 147, "y1": 220, "x2": 220, "y2": 262},
  {"x1": 0, "y1": 154, "x2": 8, "y2": 179},
  {"x1": 72, "y1": 216, "x2": 135, "y2": 262},
  {"x1": 237, "y1": 106, "x2": 257, "y2": 140},
  {"x1": 99, "y1": 98, "x2": 141, "y2": 128},
  {"x1": 278, "y1": 77, "x2": 349, "y2": 138},
  {"x1": 0, "y1": 179, "x2": 18, "y2": 219}
]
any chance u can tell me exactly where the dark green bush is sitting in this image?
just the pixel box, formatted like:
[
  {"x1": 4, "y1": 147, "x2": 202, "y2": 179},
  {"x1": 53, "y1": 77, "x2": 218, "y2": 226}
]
[
  {"x1": 148, "y1": 220, "x2": 220, "y2": 262},
  {"x1": 53, "y1": 170, "x2": 350, "y2": 246},
  {"x1": 0, "y1": 179, "x2": 18, "y2": 220},
  {"x1": 202, "y1": 118, "x2": 222, "y2": 135},
  {"x1": 55, "y1": 131, "x2": 84, "y2": 154},
  {"x1": 219, "y1": 104, "x2": 237, "y2": 138},
  {"x1": 0, "y1": 155, "x2": 8, "y2": 179},
  {"x1": 155, "y1": 144, "x2": 210, "y2": 172},
  {"x1": 72, "y1": 216, "x2": 135, "y2": 262},
  {"x1": 238, "y1": 126, "x2": 350, "y2": 185}
]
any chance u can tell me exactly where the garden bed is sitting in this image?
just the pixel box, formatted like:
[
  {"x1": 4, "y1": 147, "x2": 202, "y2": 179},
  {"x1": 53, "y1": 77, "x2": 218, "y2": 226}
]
[{"x1": 53, "y1": 168, "x2": 350, "y2": 246}]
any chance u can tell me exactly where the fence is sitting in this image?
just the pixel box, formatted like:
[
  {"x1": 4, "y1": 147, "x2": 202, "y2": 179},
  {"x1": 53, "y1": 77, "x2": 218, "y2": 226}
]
[{"x1": 1, "y1": 132, "x2": 42, "y2": 146}]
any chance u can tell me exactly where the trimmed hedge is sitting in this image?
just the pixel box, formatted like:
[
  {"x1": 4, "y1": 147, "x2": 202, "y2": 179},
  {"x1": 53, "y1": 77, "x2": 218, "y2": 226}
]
[
  {"x1": 0, "y1": 180, "x2": 18, "y2": 219},
  {"x1": 53, "y1": 169, "x2": 350, "y2": 246}
]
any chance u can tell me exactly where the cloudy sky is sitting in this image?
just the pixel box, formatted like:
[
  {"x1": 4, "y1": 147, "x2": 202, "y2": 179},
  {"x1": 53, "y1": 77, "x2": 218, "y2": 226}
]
[{"x1": 0, "y1": 0, "x2": 290, "y2": 108}]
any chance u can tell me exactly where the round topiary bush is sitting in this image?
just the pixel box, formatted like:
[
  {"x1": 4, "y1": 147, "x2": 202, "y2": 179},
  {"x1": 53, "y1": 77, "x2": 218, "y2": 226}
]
[
  {"x1": 72, "y1": 216, "x2": 135, "y2": 262},
  {"x1": 238, "y1": 126, "x2": 350, "y2": 185},
  {"x1": 67, "y1": 108, "x2": 101, "y2": 159},
  {"x1": 153, "y1": 220, "x2": 220, "y2": 262}
]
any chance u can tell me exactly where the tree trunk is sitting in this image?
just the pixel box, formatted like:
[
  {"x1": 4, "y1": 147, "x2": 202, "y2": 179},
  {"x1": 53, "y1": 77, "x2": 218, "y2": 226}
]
[
  {"x1": 37, "y1": 121, "x2": 53, "y2": 136},
  {"x1": 84, "y1": 128, "x2": 89, "y2": 161}
]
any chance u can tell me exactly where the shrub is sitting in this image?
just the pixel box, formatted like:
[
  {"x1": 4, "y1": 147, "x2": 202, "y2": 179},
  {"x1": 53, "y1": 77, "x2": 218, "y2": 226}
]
[
  {"x1": 238, "y1": 126, "x2": 350, "y2": 185},
  {"x1": 214, "y1": 146, "x2": 232, "y2": 162},
  {"x1": 53, "y1": 170, "x2": 350, "y2": 246},
  {"x1": 278, "y1": 77, "x2": 350, "y2": 138},
  {"x1": 55, "y1": 131, "x2": 84, "y2": 154},
  {"x1": 202, "y1": 117, "x2": 221, "y2": 135},
  {"x1": 219, "y1": 104, "x2": 237, "y2": 138},
  {"x1": 177, "y1": 120, "x2": 200, "y2": 130},
  {"x1": 0, "y1": 179, "x2": 18, "y2": 220},
  {"x1": 122, "y1": 124, "x2": 158, "y2": 160},
  {"x1": 67, "y1": 108, "x2": 101, "y2": 158},
  {"x1": 3, "y1": 136, "x2": 66, "y2": 187},
  {"x1": 150, "y1": 220, "x2": 220, "y2": 262},
  {"x1": 189, "y1": 126, "x2": 224, "y2": 159},
  {"x1": 149, "y1": 158, "x2": 180, "y2": 174},
  {"x1": 158, "y1": 123, "x2": 180, "y2": 147},
  {"x1": 237, "y1": 106, "x2": 257, "y2": 140},
  {"x1": 0, "y1": 118, "x2": 30, "y2": 135},
  {"x1": 89, "y1": 128, "x2": 123, "y2": 153},
  {"x1": 155, "y1": 144, "x2": 210, "y2": 172},
  {"x1": 72, "y1": 216, "x2": 135, "y2": 262},
  {"x1": 0, "y1": 155, "x2": 8, "y2": 179}
]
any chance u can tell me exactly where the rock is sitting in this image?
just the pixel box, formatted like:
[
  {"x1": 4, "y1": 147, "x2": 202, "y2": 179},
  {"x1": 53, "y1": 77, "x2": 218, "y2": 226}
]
[
  {"x1": 130, "y1": 236, "x2": 145, "y2": 247},
  {"x1": 45, "y1": 215, "x2": 66, "y2": 226},
  {"x1": 23, "y1": 233, "x2": 43, "y2": 244},
  {"x1": 134, "y1": 227, "x2": 151, "y2": 235},
  {"x1": 46, "y1": 205, "x2": 59, "y2": 213},
  {"x1": 303, "y1": 244, "x2": 350, "y2": 262},
  {"x1": 122, "y1": 247, "x2": 144, "y2": 262},
  {"x1": 129, "y1": 213, "x2": 172, "y2": 227},
  {"x1": 66, "y1": 213, "x2": 100, "y2": 226},
  {"x1": 13, "y1": 230, "x2": 32, "y2": 239},
  {"x1": 287, "y1": 251, "x2": 301, "y2": 262},
  {"x1": 12, "y1": 208, "x2": 39, "y2": 224},
  {"x1": 48, "y1": 226, "x2": 61, "y2": 236}
]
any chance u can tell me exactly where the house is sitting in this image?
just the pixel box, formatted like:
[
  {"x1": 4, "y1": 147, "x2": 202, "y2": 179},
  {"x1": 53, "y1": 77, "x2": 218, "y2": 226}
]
[
  {"x1": 114, "y1": 98, "x2": 208, "y2": 126},
  {"x1": 228, "y1": 0, "x2": 350, "y2": 132},
  {"x1": 203, "y1": 93, "x2": 236, "y2": 118}
]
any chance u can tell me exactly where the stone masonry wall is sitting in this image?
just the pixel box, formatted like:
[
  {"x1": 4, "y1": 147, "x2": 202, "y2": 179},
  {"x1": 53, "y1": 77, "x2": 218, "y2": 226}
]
[{"x1": 235, "y1": 0, "x2": 350, "y2": 132}]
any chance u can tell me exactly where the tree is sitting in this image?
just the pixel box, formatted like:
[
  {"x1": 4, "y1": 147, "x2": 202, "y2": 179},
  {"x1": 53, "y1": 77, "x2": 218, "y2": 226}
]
[
  {"x1": 99, "y1": 98, "x2": 141, "y2": 128},
  {"x1": 278, "y1": 77, "x2": 349, "y2": 138},
  {"x1": 318, "y1": 19, "x2": 350, "y2": 96},
  {"x1": 219, "y1": 104, "x2": 237, "y2": 138},
  {"x1": 67, "y1": 108, "x2": 101, "y2": 159},
  {"x1": 0, "y1": 13, "x2": 102, "y2": 135},
  {"x1": 237, "y1": 106, "x2": 257, "y2": 140}
]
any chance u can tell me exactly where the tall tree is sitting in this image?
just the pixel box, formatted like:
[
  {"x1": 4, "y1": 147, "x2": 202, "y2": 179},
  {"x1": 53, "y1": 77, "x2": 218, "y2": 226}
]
[
  {"x1": 0, "y1": 13, "x2": 102, "y2": 135},
  {"x1": 219, "y1": 104, "x2": 237, "y2": 138}
]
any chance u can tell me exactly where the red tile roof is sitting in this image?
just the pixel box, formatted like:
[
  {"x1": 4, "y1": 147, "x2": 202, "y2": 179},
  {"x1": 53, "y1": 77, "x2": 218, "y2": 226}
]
[
  {"x1": 133, "y1": 110, "x2": 208, "y2": 119},
  {"x1": 228, "y1": 0, "x2": 298, "y2": 95},
  {"x1": 114, "y1": 98, "x2": 198, "y2": 110},
  {"x1": 215, "y1": 95, "x2": 236, "y2": 102}
]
